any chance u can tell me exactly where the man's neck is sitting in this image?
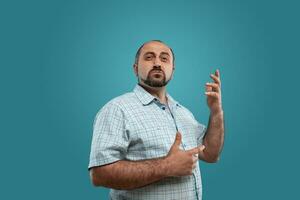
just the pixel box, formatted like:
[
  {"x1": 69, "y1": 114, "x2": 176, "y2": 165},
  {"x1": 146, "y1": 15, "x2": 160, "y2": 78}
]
[{"x1": 138, "y1": 83, "x2": 168, "y2": 104}]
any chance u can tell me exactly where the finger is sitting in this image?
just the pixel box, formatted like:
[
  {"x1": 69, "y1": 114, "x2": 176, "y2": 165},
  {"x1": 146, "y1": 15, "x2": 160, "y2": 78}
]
[
  {"x1": 172, "y1": 132, "x2": 182, "y2": 147},
  {"x1": 199, "y1": 145, "x2": 205, "y2": 151},
  {"x1": 205, "y1": 92, "x2": 220, "y2": 98},
  {"x1": 205, "y1": 85, "x2": 212, "y2": 92},
  {"x1": 187, "y1": 145, "x2": 205, "y2": 155},
  {"x1": 215, "y1": 69, "x2": 220, "y2": 78},
  {"x1": 197, "y1": 147, "x2": 206, "y2": 160},
  {"x1": 210, "y1": 74, "x2": 221, "y2": 85},
  {"x1": 186, "y1": 146, "x2": 199, "y2": 155},
  {"x1": 206, "y1": 82, "x2": 220, "y2": 93}
]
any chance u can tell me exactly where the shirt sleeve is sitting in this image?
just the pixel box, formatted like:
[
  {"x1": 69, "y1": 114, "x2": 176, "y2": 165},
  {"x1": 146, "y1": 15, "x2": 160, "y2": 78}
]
[
  {"x1": 196, "y1": 122, "x2": 206, "y2": 146},
  {"x1": 88, "y1": 102, "x2": 129, "y2": 170}
]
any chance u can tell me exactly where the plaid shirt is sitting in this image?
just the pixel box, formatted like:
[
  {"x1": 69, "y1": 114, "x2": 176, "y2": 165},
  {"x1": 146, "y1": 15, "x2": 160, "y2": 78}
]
[{"x1": 89, "y1": 84, "x2": 206, "y2": 200}]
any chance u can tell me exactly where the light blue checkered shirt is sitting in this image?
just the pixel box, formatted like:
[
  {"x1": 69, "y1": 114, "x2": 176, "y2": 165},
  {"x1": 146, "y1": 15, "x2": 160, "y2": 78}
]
[{"x1": 89, "y1": 84, "x2": 206, "y2": 200}]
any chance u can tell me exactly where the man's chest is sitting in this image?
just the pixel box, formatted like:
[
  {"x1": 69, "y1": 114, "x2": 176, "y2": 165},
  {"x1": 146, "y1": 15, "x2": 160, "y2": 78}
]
[{"x1": 123, "y1": 104, "x2": 200, "y2": 160}]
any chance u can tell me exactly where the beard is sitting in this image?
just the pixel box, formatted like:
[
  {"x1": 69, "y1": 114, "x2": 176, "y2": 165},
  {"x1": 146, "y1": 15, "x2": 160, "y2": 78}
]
[{"x1": 140, "y1": 69, "x2": 170, "y2": 87}]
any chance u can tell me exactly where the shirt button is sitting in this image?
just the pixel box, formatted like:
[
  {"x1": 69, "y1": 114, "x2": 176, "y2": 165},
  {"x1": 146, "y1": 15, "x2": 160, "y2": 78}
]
[{"x1": 162, "y1": 107, "x2": 166, "y2": 110}]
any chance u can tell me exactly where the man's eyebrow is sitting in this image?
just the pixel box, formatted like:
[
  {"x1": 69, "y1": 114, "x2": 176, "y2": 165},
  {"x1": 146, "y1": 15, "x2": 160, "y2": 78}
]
[
  {"x1": 143, "y1": 51, "x2": 155, "y2": 56},
  {"x1": 143, "y1": 51, "x2": 170, "y2": 56},
  {"x1": 160, "y1": 52, "x2": 170, "y2": 57}
]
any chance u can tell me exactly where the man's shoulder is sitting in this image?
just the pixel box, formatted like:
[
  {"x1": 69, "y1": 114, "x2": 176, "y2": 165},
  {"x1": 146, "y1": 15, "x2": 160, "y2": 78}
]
[
  {"x1": 169, "y1": 95, "x2": 192, "y2": 114},
  {"x1": 177, "y1": 103, "x2": 195, "y2": 118},
  {"x1": 101, "y1": 91, "x2": 138, "y2": 110},
  {"x1": 170, "y1": 97, "x2": 197, "y2": 121}
]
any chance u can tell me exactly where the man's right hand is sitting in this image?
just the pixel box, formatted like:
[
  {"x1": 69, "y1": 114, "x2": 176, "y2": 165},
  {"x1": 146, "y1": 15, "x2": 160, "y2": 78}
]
[{"x1": 164, "y1": 132, "x2": 205, "y2": 177}]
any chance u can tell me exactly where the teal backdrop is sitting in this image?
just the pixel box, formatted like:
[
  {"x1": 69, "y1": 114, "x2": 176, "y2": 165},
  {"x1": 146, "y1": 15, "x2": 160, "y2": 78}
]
[{"x1": 1, "y1": 0, "x2": 299, "y2": 199}]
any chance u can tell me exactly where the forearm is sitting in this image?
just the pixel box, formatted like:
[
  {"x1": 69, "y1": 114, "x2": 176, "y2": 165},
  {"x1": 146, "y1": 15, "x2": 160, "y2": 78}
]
[
  {"x1": 203, "y1": 110, "x2": 225, "y2": 162},
  {"x1": 90, "y1": 157, "x2": 169, "y2": 190}
]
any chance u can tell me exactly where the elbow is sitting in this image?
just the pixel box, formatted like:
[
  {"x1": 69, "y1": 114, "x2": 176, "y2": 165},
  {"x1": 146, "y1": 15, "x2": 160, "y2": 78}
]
[
  {"x1": 89, "y1": 168, "x2": 103, "y2": 187},
  {"x1": 208, "y1": 156, "x2": 220, "y2": 163},
  {"x1": 91, "y1": 176, "x2": 101, "y2": 187},
  {"x1": 205, "y1": 155, "x2": 220, "y2": 163},
  {"x1": 202, "y1": 148, "x2": 221, "y2": 163}
]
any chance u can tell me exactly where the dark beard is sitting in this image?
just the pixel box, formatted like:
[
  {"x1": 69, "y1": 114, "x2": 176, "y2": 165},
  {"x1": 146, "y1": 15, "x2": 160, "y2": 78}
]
[{"x1": 141, "y1": 70, "x2": 170, "y2": 87}]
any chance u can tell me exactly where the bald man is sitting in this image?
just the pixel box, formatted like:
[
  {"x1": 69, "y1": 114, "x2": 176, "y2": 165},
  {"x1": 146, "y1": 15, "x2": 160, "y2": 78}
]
[{"x1": 88, "y1": 40, "x2": 224, "y2": 200}]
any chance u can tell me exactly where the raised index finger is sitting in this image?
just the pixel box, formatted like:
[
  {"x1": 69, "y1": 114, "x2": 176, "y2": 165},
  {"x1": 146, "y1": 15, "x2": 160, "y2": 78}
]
[
  {"x1": 215, "y1": 69, "x2": 221, "y2": 78},
  {"x1": 210, "y1": 74, "x2": 221, "y2": 85}
]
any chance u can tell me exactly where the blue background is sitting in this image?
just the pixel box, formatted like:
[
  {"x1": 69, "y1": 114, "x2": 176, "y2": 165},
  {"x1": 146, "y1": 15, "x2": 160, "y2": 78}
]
[{"x1": 1, "y1": 0, "x2": 299, "y2": 199}]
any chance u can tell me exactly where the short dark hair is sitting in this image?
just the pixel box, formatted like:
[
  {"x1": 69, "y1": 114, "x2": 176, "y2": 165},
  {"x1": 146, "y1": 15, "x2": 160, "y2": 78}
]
[{"x1": 134, "y1": 40, "x2": 175, "y2": 65}]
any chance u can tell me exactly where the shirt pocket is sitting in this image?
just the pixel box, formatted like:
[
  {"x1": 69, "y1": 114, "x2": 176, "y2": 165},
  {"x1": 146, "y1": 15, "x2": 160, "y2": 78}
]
[{"x1": 127, "y1": 124, "x2": 174, "y2": 160}]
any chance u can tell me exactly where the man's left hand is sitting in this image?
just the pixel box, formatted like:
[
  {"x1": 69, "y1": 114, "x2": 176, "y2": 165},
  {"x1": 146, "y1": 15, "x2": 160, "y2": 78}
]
[{"x1": 205, "y1": 69, "x2": 223, "y2": 114}]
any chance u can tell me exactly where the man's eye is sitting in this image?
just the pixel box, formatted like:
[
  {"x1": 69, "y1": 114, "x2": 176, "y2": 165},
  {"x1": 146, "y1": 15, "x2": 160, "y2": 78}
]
[
  {"x1": 161, "y1": 57, "x2": 168, "y2": 61},
  {"x1": 146, "y1": 56, "x2": 152, "y2": 60}
]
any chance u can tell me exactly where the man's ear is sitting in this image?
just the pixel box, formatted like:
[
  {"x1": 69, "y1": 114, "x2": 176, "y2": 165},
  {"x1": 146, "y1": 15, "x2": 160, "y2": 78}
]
[
  {"x1": 170, "y1": 66, "x2": 175, "y2": 80},
  {"x1": 133, "y1": 63, "x2": 138, "y2": 76}
]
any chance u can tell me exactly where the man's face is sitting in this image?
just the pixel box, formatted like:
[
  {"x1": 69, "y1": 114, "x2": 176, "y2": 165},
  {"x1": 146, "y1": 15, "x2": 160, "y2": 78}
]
[{"x1": 134, "y1": 41, "x2": 174, "y2": 88}]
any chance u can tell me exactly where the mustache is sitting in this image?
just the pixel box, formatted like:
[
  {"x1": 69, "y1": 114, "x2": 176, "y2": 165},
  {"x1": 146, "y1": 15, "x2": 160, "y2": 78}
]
[
  {"x1": 147, "y1": 69, "x2": 165, "y2": 79},
  {"x1": 150, "y1": 68, "x2": 164, "y2": 73}
]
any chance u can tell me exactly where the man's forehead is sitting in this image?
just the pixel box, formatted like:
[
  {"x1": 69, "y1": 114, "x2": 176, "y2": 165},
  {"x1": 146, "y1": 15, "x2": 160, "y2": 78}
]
[{"x1": 141, "y1": 41, "x2": 172, "y2": 55}]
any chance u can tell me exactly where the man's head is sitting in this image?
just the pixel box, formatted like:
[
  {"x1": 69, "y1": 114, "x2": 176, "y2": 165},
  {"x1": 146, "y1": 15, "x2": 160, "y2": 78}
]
[{"x1": 133, "y1": 40, "x2": 175, "y2": 88}]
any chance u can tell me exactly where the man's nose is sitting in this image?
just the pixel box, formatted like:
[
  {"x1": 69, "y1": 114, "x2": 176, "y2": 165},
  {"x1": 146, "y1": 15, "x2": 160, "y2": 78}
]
[
  {"x1": 153, "y1": 64, "x2": 161, "y2": 69},
  {"x1": 153, "y1": 57, "x2": 162, "y2": 68}
]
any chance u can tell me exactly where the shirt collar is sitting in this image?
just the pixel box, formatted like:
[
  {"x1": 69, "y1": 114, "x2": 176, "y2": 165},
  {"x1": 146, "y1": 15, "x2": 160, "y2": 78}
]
[{"x1": 133, "y1": 84, "x2": 180, "y2": 108}]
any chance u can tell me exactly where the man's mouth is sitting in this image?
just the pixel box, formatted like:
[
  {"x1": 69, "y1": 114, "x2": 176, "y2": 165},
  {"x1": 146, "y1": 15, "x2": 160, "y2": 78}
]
[
  {"x1": 150, "y1": 70, "x2": 163, "y2": 74},
  {"x1": 150, "y1": 70, "x2": 164, "y2": 79}
]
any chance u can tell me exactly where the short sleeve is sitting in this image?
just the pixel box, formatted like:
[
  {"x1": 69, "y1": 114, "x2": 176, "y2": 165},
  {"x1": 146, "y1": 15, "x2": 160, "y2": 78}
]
[
  {"x1": 88, "y1": 102, "x2": 129, "y2": 170},
  {"x1": 196, "y1": 122, "x2": 207, "y2": 146}
]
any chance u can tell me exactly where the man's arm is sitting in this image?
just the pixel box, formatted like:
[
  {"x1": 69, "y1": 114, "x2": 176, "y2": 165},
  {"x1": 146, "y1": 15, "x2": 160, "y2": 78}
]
[
  {"x1": 90, "y1": 132, "x2": 205, "y2": 190},
  {"x1": 200, "y1": 111, "x2": 224, "y2": 162},
  {"x1": 198, "y1": 69, "x2": 225, "y2": 163},
  {"x1": 90, "y1": 157, "x2": 168, "y2": 190}
]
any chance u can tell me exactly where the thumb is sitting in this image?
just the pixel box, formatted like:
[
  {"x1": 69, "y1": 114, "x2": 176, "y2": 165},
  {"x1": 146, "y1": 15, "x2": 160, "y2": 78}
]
[{"x1": 172, "y1": 132, "x2": 182, "y2": 148}]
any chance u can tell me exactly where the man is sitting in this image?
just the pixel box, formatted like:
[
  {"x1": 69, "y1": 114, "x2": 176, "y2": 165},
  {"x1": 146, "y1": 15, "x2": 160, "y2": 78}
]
[{"x1": 88, "y1": 40, "x2": 224, "y2": 200}]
